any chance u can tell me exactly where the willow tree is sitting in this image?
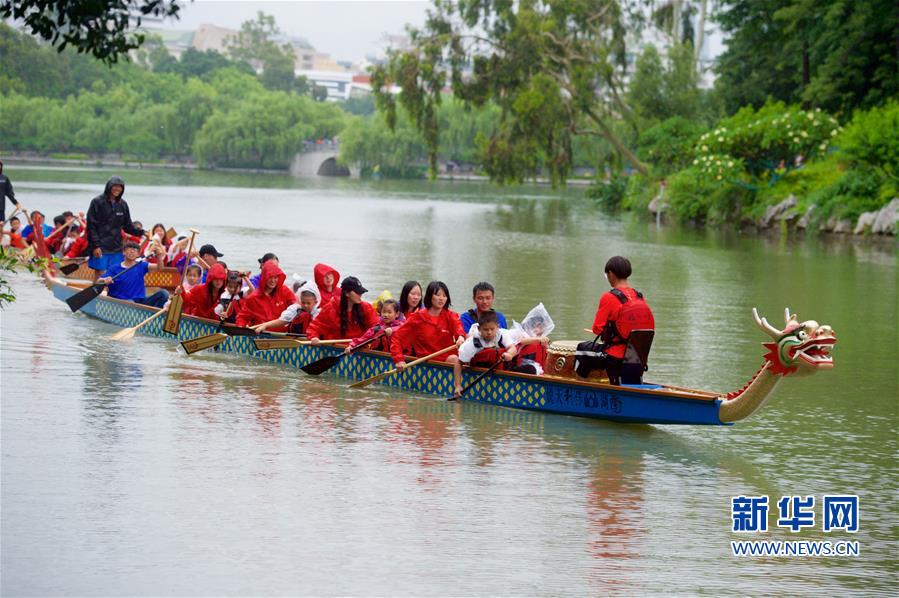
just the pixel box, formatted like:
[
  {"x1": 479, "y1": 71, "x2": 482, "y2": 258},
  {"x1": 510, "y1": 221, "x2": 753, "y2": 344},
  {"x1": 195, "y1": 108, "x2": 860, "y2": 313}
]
[{"x1": 370, "y1": 0, "x2": 650, "y2": 184}]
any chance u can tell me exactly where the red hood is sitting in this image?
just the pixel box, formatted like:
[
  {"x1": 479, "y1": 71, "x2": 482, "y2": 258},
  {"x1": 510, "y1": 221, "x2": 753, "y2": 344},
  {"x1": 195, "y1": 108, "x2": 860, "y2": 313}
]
[
  {"x1": 207, "y1": 263, "x2": 227, "y2": 284},
  {"x1": 314, "y1": 263, "x2": 340, "y2": 292},
  {"x1": 258, "y1": 261, "x2": 287, "y2": 294}
]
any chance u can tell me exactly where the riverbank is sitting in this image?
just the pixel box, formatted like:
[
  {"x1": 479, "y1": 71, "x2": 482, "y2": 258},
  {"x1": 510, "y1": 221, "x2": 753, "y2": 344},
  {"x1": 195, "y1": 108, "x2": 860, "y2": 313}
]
[{"x1": 4, "y1": 153, "x2": 287, "y2": 176}]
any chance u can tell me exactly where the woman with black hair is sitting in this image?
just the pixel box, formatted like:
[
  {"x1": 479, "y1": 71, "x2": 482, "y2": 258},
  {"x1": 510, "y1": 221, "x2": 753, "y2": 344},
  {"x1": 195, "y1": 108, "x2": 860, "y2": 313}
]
[
  {"x1": 398, "y1": 280, "x2": 424, "y2": 317},
  {"x1": 307, "y1": 276, "x2": 379, "y2": 343},
  {"x1": 389, "y1": 281, "x2": 466, "y2": 391}
]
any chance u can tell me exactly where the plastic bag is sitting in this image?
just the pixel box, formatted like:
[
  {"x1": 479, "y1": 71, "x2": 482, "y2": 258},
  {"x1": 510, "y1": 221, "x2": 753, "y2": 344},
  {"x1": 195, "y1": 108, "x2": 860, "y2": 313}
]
[{"x1": 519, "y1": 303, "x2": 555, "y2": 338}]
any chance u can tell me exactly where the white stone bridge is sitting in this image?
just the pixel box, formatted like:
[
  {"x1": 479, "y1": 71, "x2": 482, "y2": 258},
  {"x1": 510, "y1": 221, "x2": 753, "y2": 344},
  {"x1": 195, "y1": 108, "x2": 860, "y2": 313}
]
[{"x1": 290, "y1": 142, "x2": 357, "y2": 178}]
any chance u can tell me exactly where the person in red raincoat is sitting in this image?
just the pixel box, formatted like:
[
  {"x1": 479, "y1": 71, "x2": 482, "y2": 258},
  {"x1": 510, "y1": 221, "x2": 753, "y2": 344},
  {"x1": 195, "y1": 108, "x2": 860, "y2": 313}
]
[
  {"x1": 235, "y1": 261, "x2": 296, "y2": 330},
  {"x1": 314, "y1": 262, "x2": 341, "y2": 306},
  {"x1": 307, "y1": 276, "x2": 379, "y2": 342},
  {"x1": 183, "y1": 263, "x2": 228, "y2": 320},
  {"x1": 389, "y1": 281, "x2": 466, "y2": 393}
]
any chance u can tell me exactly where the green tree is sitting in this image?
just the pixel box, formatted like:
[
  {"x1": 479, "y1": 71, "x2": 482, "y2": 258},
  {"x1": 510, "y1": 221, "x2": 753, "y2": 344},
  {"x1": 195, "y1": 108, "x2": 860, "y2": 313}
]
[
  {"x1": 371, "y1": 0, "x2": 650, "y2": 184},
  {"x1": 225, "y1": 11, "x2": 298, "y2": 93},
  {"x1": 714, "y1": 0, "x2": 898, "y2": 114},
  {"x1": 0, "y1": 0, "x2": 182, "y2": 63}
]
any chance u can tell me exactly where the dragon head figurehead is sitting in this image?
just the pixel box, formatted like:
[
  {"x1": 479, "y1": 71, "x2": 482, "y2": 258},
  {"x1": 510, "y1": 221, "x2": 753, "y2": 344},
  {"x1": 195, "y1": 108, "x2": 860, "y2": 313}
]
[{"x1": 752, "y1": 308, "x2": 836, "y2": 377}]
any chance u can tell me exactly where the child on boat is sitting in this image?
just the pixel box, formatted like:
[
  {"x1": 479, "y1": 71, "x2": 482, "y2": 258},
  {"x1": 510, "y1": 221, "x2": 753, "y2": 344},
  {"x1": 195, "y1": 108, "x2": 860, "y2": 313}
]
[
  {"x1": 235, "y1": 261, "x2": 297, "y2": 330},
  {"x1": 389, "y1": 281, "x2": 466, "y2": 392},
  {"x1": 346, "y1": 298, "x2": 404, "y2": 353},
  {"x1": 182, "y1": 264, "x2": 203, "y2": 292},
  {"x1": 215, "y1": 271, "x2": 252, "y2": 323},
  {"x1": 183, "y1": 263, "x2": 228, "y2": 319},
  {"x1": 61, "y1": 225, "x2": 88, "y2": 258},
  {"x1": 460, "y1": 281, "x2": 508, "y2": 333},
  {"x1": 307, "y1": 276, "x2": 379, "y2": 342},
  {"x1": 2, "y1": 216, "x2": 26, "y2": 249},
  {"x1": 252, "y1": 281, "x2": 321, "y2": 335}
]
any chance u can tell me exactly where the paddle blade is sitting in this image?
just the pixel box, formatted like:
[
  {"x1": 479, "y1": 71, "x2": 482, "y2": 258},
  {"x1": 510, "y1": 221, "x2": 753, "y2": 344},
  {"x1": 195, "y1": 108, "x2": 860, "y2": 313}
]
[
  {"x1": 166, "y1": 227, "x2": 177, "y2": 240},
  {"x1": 301, "y1": 354, "x2": 342, "y2": 375},
  {"x1": 253, "y1": 337, "x2": 301, "y2": 351},
  {"x1": 162, "y1": 294, "x2": 184, "y2": 336},
  {"x1": 59, "y1": 262, "x2": 81, "y2": 275},
  {"x1": 110, "y1": 326, "x2": 136, "y2": 341},
  {"x1": 221, "y1": 324, "x2": 258, "y2": 337},
  {"x1": 181, "y1": 333, "x2": 229, "y2": 355},
  {"x1": 349, "y1": 369, "x2": 393, "y2": 389},
  {"x1": 66, "y1": 284, "x2": 103, "y2": 312}
]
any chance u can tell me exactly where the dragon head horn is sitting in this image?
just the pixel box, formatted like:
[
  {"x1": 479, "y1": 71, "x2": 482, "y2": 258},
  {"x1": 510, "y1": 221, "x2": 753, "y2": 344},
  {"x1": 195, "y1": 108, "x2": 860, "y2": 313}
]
[
  {"x1": 784, "y1": 308, "x2": 798, "y2": 327},
  {"x1": 752, "y1": 307, "x2": 783, "y2": 339}
]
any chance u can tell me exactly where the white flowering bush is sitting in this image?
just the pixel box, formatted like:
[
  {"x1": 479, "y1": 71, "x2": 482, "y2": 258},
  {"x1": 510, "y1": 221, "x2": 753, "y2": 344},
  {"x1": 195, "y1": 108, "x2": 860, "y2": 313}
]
[{"x1": 693, "y1": 101, "x2": 840, "y2": 182}]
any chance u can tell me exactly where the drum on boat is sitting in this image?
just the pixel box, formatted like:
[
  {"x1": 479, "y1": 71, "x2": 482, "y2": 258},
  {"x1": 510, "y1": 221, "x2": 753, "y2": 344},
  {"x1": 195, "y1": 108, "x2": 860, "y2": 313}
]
[{"x1": 543, "y1": 340, "x2": 607, "y2": 381}]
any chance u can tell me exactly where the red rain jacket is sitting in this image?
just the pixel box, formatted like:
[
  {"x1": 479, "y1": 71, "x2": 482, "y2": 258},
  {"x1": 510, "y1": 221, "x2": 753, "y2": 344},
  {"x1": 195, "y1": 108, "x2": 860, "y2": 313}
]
[
  {"x1": 306, "y1": 296, "x2": 379, "y2": 341},
  {"x1": 64, "y1": 236, "x2": 88, "y2": 258},
  {"x1": 235, "y1": 262, "x2": 296, "y2": 329},
  {"x1": 389, "y1": 308, "x2": 464, "y2": 364},
  {"x1": 314, "y1": 263, "x2": 341, "y2": 306},
  {"x1": 184, "y1": 263, "x2": 228, "y2": 320}
]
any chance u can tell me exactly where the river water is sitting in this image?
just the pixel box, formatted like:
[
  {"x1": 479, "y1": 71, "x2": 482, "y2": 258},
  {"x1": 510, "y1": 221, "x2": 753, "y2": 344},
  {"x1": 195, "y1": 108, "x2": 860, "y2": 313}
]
[{"x1": 2, "y1": 164, "x2": 896, "y2": 596}]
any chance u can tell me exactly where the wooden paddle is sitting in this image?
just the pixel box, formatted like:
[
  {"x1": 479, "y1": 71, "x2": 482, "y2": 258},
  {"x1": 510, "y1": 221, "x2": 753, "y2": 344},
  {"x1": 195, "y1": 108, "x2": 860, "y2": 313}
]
[
  {"x1": 110, "y1": 307, "x2": 167, "y2": 341},
  {"x1": 253, "y1": 337, "x2": 351, "y2": 351},
  {"x1": 181, "y1": 331, "x2": 229, "y2": 355},
  {"x1": 162, "y1": 228, "x2": 198, "y2": 336},
  {"x1": 166, "y1": 227, "x2": 177, "y2": 240},
  {"x1": 65, "y1": 260, "x2": 144, "y2": 312},
  {"x1": 450, "y1": 356, "x2": 506, "y2": 401},
  {"x1": 301, "y1": 332, "x2": 386, "y2": 375},
  {"x1": 349, "y1": 344, "x2": 457, "y2": 389}
]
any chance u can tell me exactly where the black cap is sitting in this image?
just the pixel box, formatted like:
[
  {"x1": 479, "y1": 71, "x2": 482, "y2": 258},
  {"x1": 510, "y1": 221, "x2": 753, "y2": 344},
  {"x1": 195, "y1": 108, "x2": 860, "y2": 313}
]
[
  {"x1": 342, "y1": 276, "x2": 368, "y2": 295},
  {"x1": 199, "y1": 244, "x2": 224, "y2": 258}
]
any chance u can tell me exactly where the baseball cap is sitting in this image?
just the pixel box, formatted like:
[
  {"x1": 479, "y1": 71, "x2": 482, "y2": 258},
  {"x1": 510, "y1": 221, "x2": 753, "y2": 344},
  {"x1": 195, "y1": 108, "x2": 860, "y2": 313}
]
[
  {"x1": 199, "y1": 244, "x2": 224, "y2": 257},
  {"x1": 342, "y1": 276, "x2": 368, "y2": 295}
]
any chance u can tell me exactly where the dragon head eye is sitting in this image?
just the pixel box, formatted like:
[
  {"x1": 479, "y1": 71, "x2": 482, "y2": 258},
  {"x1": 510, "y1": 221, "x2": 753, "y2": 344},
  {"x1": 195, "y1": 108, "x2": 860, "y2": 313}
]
[{"x1": 796, "y1": 330, "x2": 808, "y2": 341}]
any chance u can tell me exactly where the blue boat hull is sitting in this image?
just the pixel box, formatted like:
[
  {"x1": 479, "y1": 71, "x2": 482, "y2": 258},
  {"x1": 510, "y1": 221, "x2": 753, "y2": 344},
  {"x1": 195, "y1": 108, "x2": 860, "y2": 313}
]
[{"x1": 50, "y1": 280, "x2": 727, "y2": 425}]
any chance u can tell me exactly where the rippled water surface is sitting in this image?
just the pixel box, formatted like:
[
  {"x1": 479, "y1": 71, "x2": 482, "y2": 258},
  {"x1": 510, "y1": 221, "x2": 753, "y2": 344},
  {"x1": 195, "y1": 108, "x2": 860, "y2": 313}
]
[{"x1": 2, "y1": 165, "x2": 897, "y2": 595}]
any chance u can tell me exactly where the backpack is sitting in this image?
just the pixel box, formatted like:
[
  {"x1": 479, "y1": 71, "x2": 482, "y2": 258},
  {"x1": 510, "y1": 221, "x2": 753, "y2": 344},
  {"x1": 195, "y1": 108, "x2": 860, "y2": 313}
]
[{"x1": 601, "y1": 288, "x2": 655, "y2": 347}]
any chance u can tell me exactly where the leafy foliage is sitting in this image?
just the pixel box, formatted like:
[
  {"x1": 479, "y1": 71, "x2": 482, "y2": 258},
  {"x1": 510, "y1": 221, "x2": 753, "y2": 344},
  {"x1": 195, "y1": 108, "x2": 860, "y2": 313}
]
[
  {"x1": 372, "y1": 0, "x2": 650, "y2": 183},
  {"x1": 635, "y1": 116, "x2": 703, "y2": 175},
  {"x1": 0, "y1": 0, "x2": 182, "y2": 64},
  {"x1": 714, "y1": 0, "x2": 898, "y2": 114}
]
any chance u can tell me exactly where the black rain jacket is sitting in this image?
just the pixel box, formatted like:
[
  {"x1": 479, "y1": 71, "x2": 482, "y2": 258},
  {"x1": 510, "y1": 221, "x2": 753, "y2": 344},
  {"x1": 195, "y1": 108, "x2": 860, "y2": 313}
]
[{"x1": 86, "y1": 176, "x2": 143, "y2": 253}]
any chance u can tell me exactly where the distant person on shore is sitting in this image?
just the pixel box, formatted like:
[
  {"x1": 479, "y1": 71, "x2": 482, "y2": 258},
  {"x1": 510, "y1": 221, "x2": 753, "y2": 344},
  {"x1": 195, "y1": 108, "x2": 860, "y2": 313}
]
[
  {"x1": 0, "y1": 161, "x2": 20, "y2": 228},
  {"x1": 460, "y1": 282, "x2": 508, "y2": 334},
  {"x1": 87, "y1": 176, "x2": 144, "y2": 279},
  {"x1": 97, "y1": 241, "x2": 169, "y2": 308}
]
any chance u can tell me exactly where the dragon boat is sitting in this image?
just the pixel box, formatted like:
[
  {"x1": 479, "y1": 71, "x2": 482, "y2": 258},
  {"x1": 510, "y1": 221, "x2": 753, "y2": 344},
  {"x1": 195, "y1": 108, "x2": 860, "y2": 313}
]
[{"x1": 42, "y1": 273, "x2": 836, "y2": 426}]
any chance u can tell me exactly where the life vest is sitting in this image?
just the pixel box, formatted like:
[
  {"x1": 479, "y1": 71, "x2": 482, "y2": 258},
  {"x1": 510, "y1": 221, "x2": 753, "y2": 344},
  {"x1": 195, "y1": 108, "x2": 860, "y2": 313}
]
[
  {"x1": 369, "y1": 328, "x2": 391, "y2": 352},
  {"x1": 601, "y1": 288, "x2": 655, "y2": 347},
  {"x1": 470, "y1": 335, "x2": 507, "y2": 368},
  {"x1": 288, "y1": 310, "x2": 312, "y2": 336},
  {"x1": 515, "y1": 341, "x2": 547, "y2": 369}
]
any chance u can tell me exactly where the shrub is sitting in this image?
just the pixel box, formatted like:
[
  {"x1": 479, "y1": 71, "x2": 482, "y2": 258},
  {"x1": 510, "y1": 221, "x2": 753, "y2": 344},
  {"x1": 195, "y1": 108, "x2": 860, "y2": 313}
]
[
  {"x1": 585, "y1": 175, "x2": 629, "y2": 210},
  {"x1": 635, "y1": 116, "x2": 703, "y2": 175}
]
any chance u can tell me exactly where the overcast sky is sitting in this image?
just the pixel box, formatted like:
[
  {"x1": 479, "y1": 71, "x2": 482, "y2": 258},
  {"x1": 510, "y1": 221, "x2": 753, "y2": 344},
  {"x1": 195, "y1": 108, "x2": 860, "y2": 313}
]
[
  {"x1": 156, "y1": 1, "x2": 723, "y2": 65},
  {"x1": 158, "y1": 0, "x2": 430, "y2": 62}
]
